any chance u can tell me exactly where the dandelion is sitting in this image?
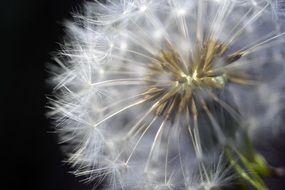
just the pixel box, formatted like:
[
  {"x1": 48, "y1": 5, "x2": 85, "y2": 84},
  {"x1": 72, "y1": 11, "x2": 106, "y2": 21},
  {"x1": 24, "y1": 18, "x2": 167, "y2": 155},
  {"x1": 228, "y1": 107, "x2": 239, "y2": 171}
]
[{"x1": 48, "y1": 0, "x2": 285, "y2": 189}]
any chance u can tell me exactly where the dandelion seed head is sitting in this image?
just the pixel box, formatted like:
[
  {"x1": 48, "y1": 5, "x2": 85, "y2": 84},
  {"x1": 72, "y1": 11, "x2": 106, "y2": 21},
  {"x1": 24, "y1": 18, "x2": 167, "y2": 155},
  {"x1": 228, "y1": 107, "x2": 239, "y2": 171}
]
[{"x1": 49, "y1": 0, "x2": 285, "y2": 189}]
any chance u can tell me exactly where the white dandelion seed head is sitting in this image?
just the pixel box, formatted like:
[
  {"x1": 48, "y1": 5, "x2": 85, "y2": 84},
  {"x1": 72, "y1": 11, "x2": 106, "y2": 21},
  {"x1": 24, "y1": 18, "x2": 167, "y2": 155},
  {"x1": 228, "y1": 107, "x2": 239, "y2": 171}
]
[{"x1": 49, "y1": 0, "x2": 285, "y2": 189}]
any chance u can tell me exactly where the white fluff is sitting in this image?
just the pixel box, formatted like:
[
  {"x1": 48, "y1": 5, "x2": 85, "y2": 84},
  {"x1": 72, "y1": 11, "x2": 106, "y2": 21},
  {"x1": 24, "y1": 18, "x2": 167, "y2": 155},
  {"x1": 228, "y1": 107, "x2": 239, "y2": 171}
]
[{"x1": 49, "y1": 0, "x2": 285, "y2": 189}]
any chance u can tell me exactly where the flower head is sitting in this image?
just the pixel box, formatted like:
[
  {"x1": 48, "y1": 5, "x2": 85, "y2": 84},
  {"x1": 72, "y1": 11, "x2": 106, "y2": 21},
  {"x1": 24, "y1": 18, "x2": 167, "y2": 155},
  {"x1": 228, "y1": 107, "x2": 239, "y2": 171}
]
[{"x1": 49, "y1": 0, "x2": 285, "y2": 189}]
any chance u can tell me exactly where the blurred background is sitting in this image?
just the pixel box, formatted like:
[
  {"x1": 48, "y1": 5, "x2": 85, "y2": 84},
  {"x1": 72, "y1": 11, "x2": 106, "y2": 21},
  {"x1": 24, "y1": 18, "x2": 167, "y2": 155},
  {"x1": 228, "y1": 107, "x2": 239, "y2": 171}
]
[
  {"x1": 0, "y1": 0, "x2": 284, "y2": 189},
  {"x1": 1, "y1": 0, "x2": 93, "y2": 189}
]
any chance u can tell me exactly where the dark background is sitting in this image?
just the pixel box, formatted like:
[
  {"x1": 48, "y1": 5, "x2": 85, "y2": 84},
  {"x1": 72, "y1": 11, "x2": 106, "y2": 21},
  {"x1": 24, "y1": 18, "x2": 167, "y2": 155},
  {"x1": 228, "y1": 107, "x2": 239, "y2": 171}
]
[
  {"x1": 1, "y1": 0, "x2": 285, "y2": 190},
  {"x1": 1, "y1": 0, "x2": 93, "y2": 189}
]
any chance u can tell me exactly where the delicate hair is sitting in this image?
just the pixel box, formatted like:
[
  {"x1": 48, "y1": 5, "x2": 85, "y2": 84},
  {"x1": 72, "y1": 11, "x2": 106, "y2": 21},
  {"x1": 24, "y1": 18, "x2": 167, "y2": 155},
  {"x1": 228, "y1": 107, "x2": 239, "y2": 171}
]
[{"x1": 48, "y1": 0, "x2": 285, "y2": 189}]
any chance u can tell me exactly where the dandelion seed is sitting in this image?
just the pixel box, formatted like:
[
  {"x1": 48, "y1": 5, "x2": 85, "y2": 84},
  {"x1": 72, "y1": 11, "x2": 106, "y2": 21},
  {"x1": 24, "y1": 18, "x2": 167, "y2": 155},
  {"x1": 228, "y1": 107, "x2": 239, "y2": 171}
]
[{"x1": 49, "y1": 0, "x2": 285, "y2": 189}]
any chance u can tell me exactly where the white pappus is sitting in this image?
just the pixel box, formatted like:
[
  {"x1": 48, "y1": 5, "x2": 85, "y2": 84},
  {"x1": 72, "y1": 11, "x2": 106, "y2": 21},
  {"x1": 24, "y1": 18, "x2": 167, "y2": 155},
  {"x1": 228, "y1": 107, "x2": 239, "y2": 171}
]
[{"x1": 48, "y1": 0, "x2": 285, "y2": 189}]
